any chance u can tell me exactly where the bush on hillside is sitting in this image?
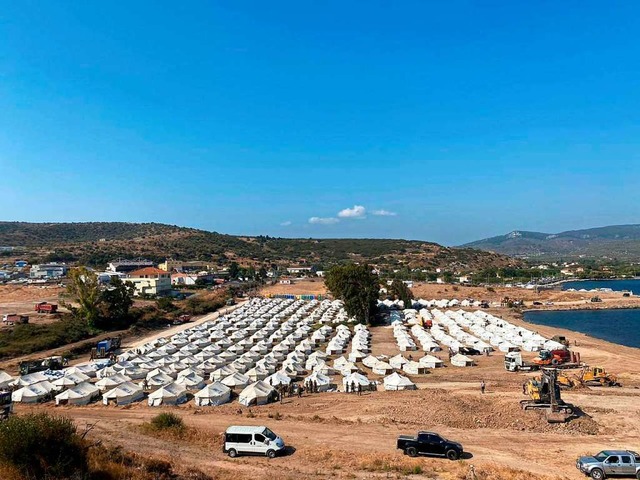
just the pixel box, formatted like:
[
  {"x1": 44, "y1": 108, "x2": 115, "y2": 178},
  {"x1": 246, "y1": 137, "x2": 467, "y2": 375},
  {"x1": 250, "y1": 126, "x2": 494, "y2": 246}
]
[
  {"x1": 0, "y1": 413, "x2": 88, "y2": 479},
  {"x1": 149, "y1": 412, "x2": 186, "y2": 432}
]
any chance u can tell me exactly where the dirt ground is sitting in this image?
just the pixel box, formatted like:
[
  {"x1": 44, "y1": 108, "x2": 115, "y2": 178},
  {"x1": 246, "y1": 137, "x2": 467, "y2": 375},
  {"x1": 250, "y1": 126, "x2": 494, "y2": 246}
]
[
  {"x1": 0, "y1": 284, "x2": 65, "y2": 316},
  {"x1": 8, "y1": 281, "x2": 640, "y2": 479},
  {"x1": 260, "y1": 278, "x2": 327, "y2": 296}
]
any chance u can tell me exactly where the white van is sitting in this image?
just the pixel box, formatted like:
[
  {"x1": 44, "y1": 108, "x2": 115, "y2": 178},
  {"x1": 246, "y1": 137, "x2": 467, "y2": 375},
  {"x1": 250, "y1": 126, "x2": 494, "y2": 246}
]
[{"x1": 224, "y1": 425, "x2": 285, "y2": 458}]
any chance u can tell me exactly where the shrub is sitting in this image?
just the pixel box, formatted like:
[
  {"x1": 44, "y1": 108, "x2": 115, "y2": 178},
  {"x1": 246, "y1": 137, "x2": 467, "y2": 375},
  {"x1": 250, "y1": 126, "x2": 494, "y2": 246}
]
[
  {"x1": 0, "y1": 413, "x2": 88, "y2": 479},
  {"x1": 149, "y1": 412, "x2": 185, "y2": 432}
]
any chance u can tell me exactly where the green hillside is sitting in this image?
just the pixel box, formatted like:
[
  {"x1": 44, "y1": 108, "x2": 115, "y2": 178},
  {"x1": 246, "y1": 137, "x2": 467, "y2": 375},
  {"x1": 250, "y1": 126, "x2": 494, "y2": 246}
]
[{"x1": 0, "y1": 221, "x2": 522, "y2": 271}]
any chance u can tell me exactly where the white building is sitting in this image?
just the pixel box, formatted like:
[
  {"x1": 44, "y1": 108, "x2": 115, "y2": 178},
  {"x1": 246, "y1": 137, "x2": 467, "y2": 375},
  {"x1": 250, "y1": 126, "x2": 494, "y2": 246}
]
[
  {"x1": 29, "y1": 263, "x2": 68, "y2": 279},
  {"x1": 126, "y1": 267, "x2": 172, "y2": 297}
]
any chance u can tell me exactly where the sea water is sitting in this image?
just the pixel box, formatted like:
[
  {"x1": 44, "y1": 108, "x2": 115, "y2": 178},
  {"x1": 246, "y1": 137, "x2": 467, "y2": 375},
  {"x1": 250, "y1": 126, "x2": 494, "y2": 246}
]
[{"x1": 524, "y1": 309, "x2": 640, "y2": 349}]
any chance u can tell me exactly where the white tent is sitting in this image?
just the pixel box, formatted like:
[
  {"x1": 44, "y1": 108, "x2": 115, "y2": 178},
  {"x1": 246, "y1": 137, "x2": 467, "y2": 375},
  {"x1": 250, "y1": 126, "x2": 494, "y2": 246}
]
[
  {"x1": 451, "y1": 354, "x2": 475, "y2": 367},
  {"x1": 12, "y1": 381, "x2": 54, "y2": 403},
  {"x1": 55, "y1": 382, "x2": 100, "y2": 406},
  {"x1": 175, "y1": 373, "x2": 206, "y2": 391},
  {"x1": 147, "y1": 382, "x2": 188, "y2": 406},
  {"x1": 96, "y1": 373, "x2": 131, "y2": 391},
  {"x1": 194, "y1": 382, "x2": 232, "y2": 406},
  {"x1": 0, "y1": 371, "x2": 14, "y2": 389},
  {"x1": 372, "y1": 361, "x2": 394, "y2": 375},
  {"x1": 265, "y1": 371, "x2": 291, "y2": 387},
  {"x1": 402, "y1": 361, "x2": 427, "y2": 375},
  {"x1": 389, "y1": 354, "x2": 408, "y2": 370},
  {"x1": 418, "y1": 355, "x2": 443, "y2": 369},
  {"x1": 12, "y1": 372, "x2": 50, "y2": 387},
  {"x1": 221, "y1": 372, "x2": 250, "y2": 389},
  {"x1": 342, "y1": 372, "x2": 371, "y2": 392},
  {"x1": 383, "y1": 372, "x2": 417, "y2": 391},
  {"x1": 145, "y1": 372, "x2": 175, "y2": 387},
  {"x1": 238, "y1": 380, "x2": 276, "y2": 406},
  {"x1": 102, "y1": 381, "x2": 144, "y2": 405},
  {"x1": 303, "y1": 371, "x2": 332, "y2": 392}
]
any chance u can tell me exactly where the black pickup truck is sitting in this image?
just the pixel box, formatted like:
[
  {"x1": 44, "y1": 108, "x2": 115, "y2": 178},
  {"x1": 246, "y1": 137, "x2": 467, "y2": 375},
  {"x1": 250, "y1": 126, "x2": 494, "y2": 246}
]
[{"x1": 397, "y1": 431, "x2": 463, "y2": 460}]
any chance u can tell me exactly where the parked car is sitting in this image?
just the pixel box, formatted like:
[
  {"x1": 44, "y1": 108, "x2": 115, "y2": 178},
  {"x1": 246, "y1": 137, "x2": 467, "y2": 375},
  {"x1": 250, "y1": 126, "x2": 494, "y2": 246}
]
[
  {"x1": 223, "y1": 426, "x2": 285, "y2": 458},
  {"x1": 576, "y1": 450, "x2": 640, "y2": 479},
  {"x1": 397, "y1": 431, "x2": 463, "y2": 460}
]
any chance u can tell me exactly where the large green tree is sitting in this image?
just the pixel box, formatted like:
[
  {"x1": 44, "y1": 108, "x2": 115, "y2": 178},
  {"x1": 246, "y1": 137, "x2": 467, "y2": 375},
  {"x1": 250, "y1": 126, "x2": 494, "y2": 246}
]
[
  {"x1": 325, "y1": 264, "x2": 379, "y2": 325},
  {"x1": 64, "y1": 267, "x2": 102, "y2": 329},
  {"x1": 98, "y1": 277, "x2": 135, "y2": 328},
  {"x1": 389, "y1": 279, "x2": 414, "y2": 308}
]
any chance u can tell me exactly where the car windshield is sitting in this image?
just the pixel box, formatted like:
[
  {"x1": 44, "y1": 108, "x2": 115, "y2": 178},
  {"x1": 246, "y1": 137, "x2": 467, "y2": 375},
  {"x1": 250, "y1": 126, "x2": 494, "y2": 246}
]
[
  {"x1": 263, "y1": 428, "x2": 277, "y2": 441},
  {"x1": 594, "y1": 452, "x2": 609, "y2": 461}
]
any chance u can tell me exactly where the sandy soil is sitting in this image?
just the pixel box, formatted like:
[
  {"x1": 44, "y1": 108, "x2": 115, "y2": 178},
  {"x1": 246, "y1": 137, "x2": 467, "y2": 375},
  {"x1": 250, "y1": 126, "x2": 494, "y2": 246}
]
[
  {"x1": 0, "y1": 284, "x2": 66, "y2": 317},
  {"x1": 260, "y1": 279, "x2": 327, "y2": 296}
]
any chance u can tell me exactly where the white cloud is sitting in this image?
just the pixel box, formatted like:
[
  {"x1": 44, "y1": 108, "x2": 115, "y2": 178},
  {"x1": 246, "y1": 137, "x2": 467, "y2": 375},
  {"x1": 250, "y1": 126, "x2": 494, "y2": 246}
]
[
  {"x1": 372, "y1": 209, "x2": 397, "y2": 216},
  {"x1": 308, "y1": 216, "x2": 339, "y2": 225},
  {"x1": 280, "y1": 221, "x2": 292, "y2": 226},
  {"x1": 337, "y1": 205, "x2": 367, "y2": 219}
]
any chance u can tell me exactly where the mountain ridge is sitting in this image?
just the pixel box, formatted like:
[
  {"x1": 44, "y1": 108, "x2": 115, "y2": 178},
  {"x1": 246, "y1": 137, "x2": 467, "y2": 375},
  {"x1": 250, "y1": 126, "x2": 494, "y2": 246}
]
[
  {"x1": 462, "y1": 224, "x2": 640, "y2": 260},
  {"x1": 0, "y1": 221, "x2": 522, "y2": 271}
]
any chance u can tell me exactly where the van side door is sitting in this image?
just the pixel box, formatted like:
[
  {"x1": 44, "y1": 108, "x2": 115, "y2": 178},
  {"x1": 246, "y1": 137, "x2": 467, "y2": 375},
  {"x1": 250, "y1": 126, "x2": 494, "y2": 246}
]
[{"x1": 252, "y1": 433, "x2": 268, "y2": 455}]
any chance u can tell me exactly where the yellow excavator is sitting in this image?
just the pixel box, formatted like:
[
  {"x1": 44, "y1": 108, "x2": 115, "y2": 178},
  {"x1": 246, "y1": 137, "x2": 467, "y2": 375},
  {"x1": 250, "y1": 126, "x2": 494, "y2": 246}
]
[
  {"x1": 557, "y1": 366, "x2": 620, "y2": 389},
  {"x1": 521, "y1": 368, "x2": 575, "y2": 423}
]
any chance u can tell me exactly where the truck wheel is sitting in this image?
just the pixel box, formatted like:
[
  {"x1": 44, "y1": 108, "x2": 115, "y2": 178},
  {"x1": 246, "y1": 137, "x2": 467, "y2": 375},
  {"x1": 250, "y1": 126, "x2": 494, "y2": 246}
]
[
  {"x1": 635, "y1": 471, "x2": 640, "y2": 480},
  {"x1": 590, "y1": 468, "x2": 604, "y2": 480},
  {"x1": 406, "y1": 447, "x2": 418, "y2": 457},
  {"x1": 228, "y1": 449, "x2": 237, "y2": 458},
  {"x1": 266, "y1": 449, "x2": 276, "y2": 459},
  {"x1": 551, "y1": 359, "x2": 559, "y2": 366},
  {"x1": 446, "y1": 449, "x2": 459, "y2": 460}
]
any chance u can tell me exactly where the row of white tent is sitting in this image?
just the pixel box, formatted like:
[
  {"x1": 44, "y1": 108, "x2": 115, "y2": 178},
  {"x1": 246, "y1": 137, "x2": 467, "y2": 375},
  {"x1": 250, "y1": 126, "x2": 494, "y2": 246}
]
[{"x1": 8, "y1": 298, "x2": 367, "y2": 406}]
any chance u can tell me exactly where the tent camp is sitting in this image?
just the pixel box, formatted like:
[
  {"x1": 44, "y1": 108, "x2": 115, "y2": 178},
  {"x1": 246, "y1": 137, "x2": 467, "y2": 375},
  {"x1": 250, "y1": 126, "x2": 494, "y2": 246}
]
[
  {"x1": 418, "y1": 355, "x2": 444, "y2": 369},
  {"x1": 102, "y1": 381, "x2": 144, "y2": 405},
  {"x1": 55, "y1": 382, "x2": 100, "y2": 406},
  {"x1": 175, "y1": 373, "x2": 206, "y2": 390},
  {"x1": 451, "y1": 354, "x2": 475, "y2": 367},
  {"x1": 194, "y1": 382, "x2": 232, "y2": 406},
  {"x1": 238, "y1": 380, "x2": 277, "y2": 406},
  {"x1": 383, "y1": 372, "x2": 417, "y2": 391},
  {"x1": 147, "y1": 382, "x2": 188, "y2": 406},
  {"x1": 12, "y1": 380, "x2": 54, "y2": 403}
]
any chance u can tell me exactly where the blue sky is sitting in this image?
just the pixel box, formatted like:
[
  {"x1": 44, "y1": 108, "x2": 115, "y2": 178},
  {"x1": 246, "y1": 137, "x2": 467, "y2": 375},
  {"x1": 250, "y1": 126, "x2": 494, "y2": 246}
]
[{"x1": 1, "y1": 1, "x2": 639, "y2": 245}]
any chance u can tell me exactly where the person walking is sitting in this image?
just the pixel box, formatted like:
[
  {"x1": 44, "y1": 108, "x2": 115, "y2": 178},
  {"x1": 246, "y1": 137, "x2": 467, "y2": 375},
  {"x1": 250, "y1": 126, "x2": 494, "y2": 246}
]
[
  {"x1": 350, "y1": 381, "x2": 356, "y2": 394},
  {"x1": 357, "y1": 383, "x2": 362, "y2": 396},
  {"x1": 480, "y1": 380, "x2": 486, "y2": 394},
  {"x1": 298, "y1": 384, "x2": 304, "y2": 398}
]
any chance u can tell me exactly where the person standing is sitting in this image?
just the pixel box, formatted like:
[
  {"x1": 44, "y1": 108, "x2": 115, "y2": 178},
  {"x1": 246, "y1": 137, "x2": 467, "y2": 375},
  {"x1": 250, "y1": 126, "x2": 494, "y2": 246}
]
[{"x1": 480, "y1": 380, "x2": 486, "y2": 394}]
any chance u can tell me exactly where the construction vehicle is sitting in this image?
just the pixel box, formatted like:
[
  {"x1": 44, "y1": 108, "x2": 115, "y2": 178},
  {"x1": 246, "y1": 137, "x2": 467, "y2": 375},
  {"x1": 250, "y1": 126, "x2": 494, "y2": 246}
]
[
  {"x1": 2, "y1": 313, "x2": 29, "y2": 324},
  {"x1": 558, "y1": 366, "x2": 621, "y2": 389},
  {"x1": 521, "y1": 368, "x2": 575, "y2": 423},
  {"x1": 91, "y1": 337, "x2": 122, "y2": 359},
  {"x1": 581, "y1": 366, "x2": 620, "y2": 387},
  {"x1": 504, "y1": 351, "x2": 540, "y2": 372},
  {"x1": 19, "y1": 356, "x2": 64, "y2": 375},
  {"x1": 590, "y1": 296, "x2": 602, "y2": 303},
  {"x1": 34, "y1": 302, "x2": 58, "y2": 314},
  {"x1": 533, "y1": 348, "x2": 582, "y2": 368},
  {"x1": 0, "y1": 391, "x2": 13, "y2": 420}
]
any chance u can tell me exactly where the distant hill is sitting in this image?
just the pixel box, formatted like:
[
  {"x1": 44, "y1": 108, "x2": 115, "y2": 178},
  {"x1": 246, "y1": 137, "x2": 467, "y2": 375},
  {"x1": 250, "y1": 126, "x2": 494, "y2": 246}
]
[
  {"x1": 0, "y1": 221, "x2": 522, "y2": 271},
  {"x1": 462, "y1": 224, "x2": 640, "y2": 260}
]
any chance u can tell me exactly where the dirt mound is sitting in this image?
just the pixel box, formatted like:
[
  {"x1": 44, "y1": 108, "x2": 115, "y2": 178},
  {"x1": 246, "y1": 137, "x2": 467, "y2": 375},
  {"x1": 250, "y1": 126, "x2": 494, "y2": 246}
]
[{"x1": 354, "y1": 389, "x2": 599, "y2": 435}]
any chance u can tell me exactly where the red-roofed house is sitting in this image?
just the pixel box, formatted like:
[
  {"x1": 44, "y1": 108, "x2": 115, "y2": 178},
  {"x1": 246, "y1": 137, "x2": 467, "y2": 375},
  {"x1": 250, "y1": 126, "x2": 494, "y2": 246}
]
[{"x1": 126, "y1": 267, "x2": 171, "y2": 297}]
